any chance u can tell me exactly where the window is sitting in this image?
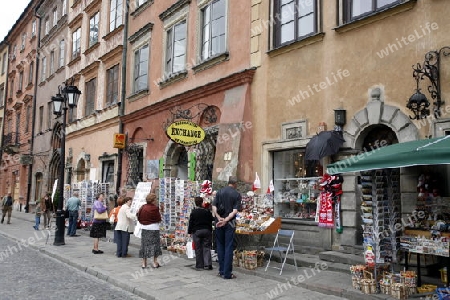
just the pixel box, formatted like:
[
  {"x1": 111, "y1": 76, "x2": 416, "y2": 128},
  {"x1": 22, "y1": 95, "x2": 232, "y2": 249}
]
[
  {"x1": 62, "y1": 0, "x2": 67, "y2": 16},
  {"x1": 85, "y1": 78, "x2": 96, "y2": 116},
  {"x1": 25, "y1": 105, "x2": 31, "y2": 132},
  {"x1": 31, "y1": 20, "x2": 36, "y2": 36},
  {"x1": 15, "y1": 113, "x2": 20, "y2": 144},
  {"x1": 21, "y1": 33, "x2": 26, "y2": 50},
  {"x1": 89, "y1": 12, "x2": 100, "y2": 47},
  {"x1": 72, "y1": 28, "x2": 81, "y2": 59},
  {"x1": 110, "y1": 0, "x2": 123, "y2": 32},
  {"x1": 53, "y1": 8, "x2": 58, "y2": 27},
  {"x1": 59, "y1": 40, "x2": 65, "y2": 67},
  {"x1": 41, "y1": 56, "x2": 47, "y2": 81},
  {"x1": 1, "y1": 53, "x2": 6, "y2": 74},
  {"x1": 133, "y1": 45, "x2": 148, "y2": 92},
  {"x1": 45, "y1": 18, "x2": 50, "y2": 35},
  {"x1": 0, "y1": 86, "x2": 4, "y2": 107},
  {"x1": 50, "y1": 50, "x2": 55, "y2": 74},
  {"x1": 344, "y1": 0, "x2": 399, "y2": 22},
  {"x1": 106, "y1": 64, "x2": 119, "y2": 106},
  {"x1": 102, "y1": 160, "x2": 115, "y2": 185},
  {"x1": 12, "y1": 45, "x2": 17, "y2": 60},
  {"x1": 47, "y1": 102, "x2": 52, "y2": 129},
  {"x1": 9, "y1": 79, "x2": 14, "y2": 97},
  {"x1": 165, "y1": 21, "x2": 187, "y2": 74},
  {"x1": 201, "y1": 0, "x2": 226, "y2": 60},
  {"x1": 273, "y1": 0, "x2": 317, "y2": 47},
  {"x1": 136, "y1": 0, "x2": 146, "y2": 7},
  {"x1": 28, "y1": 62, "x2": 34, "y2": 84},
  {"x1": 18, "y1": 71, "x2": 23, "y2": 91},
  {"x1": 38, "y1": 106, "x2": 43, "y2": 133}
]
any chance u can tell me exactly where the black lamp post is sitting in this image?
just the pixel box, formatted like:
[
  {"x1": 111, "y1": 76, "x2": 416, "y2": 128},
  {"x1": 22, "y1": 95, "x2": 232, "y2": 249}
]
[{"x1": 52, "y1": 80, "x2": 81, "y2": 246}]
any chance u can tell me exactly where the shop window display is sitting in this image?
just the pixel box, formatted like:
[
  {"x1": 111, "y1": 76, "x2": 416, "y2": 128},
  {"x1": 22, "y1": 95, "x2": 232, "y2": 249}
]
[{"x1": 273, "y1": 149, "x2": 322, "y2": 219}]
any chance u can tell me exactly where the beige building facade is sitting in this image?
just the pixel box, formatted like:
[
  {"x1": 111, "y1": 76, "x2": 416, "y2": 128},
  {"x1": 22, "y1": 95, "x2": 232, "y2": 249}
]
[
  {"x1": 0, "y1": 41, "x2": 8, "y2": 190},
  {"x1": 251, "y1": 0, "x2": 450, "y2": 252}
]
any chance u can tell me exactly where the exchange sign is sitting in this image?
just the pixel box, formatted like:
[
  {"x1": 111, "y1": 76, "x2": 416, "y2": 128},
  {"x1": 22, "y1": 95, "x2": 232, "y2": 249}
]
[{"x1": 166, "y1": 120, "x2": 206, "y2": 146}]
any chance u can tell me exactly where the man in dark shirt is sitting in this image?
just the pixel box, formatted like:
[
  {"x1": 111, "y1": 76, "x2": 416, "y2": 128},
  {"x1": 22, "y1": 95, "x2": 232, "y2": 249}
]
[
  {"x1": 212, "y1": 176, "x2": 242, "y2": 279},
  {"x1": 188, "y1": 197, "x2": 214, "y2": 270}
]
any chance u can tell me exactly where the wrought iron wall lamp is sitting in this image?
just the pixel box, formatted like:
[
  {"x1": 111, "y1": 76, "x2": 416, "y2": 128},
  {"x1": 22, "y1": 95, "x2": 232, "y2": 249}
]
[{"x1": 408, "y1": 46, "x2": 450, "y2": 119}]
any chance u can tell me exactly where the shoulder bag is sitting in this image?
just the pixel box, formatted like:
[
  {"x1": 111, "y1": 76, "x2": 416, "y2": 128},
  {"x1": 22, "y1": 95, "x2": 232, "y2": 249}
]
[{"x1": 94, "y1": 209, "x2": 108, "y2": 220}]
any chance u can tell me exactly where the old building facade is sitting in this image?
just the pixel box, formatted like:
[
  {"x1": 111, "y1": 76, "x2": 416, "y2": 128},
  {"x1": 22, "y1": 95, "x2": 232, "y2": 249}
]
[
  {"x1": 1, "y1": 0, "x2": 40, "y2": 208},
  {"x1": 121, "y1": 0, "x2": 254, "y2": 189},
  {"x1": 0, "y1": 42, "x2": 8, "y2": 189},
  {"x1": 251, "y1": 0, "x2": 450, "y2": 253}
]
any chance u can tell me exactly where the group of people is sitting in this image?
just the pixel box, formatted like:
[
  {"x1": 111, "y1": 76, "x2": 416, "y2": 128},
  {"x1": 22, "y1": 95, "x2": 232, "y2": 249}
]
[{"x1": 11, "y1": 175, "x2": 242, "y2": 278}]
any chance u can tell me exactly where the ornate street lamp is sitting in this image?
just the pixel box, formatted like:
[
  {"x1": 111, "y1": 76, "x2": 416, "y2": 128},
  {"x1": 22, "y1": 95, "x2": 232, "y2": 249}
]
[{"x1": 52, "y1": 79, "x2": 81, "y2": 246}]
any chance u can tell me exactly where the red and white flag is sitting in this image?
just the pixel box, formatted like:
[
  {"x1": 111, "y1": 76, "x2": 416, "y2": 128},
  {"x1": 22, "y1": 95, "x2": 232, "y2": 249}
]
[
  {"x1": 267, "y1": 179, "x2": 275, "y2": 193},
  {"x1": 252, "y1": 172, "x2": 261, "y2": 191}
]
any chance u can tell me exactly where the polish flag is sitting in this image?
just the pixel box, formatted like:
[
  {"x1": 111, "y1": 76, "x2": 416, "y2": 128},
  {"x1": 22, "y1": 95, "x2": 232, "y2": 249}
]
[
  {"x1": 252, "y1": 172, "x2": 261, "y2": 191},
  {"x1": 267, "y1": 180, "x2": 275, "y2": 194}
]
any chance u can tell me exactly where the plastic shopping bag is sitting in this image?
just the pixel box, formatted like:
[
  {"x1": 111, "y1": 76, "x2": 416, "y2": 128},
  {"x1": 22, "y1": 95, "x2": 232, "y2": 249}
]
[
  {"x1": 186, "y1": 241, "x2": 195, "y2": 259},
  {"x1": 134, "y1": 221, "x2": 142, "y2": 239}
]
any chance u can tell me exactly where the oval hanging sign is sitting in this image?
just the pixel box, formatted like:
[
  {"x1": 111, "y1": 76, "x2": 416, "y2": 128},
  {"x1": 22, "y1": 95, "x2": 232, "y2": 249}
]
[{"x1": 166, "y1": 120, "x2": 206, "y2": 146}]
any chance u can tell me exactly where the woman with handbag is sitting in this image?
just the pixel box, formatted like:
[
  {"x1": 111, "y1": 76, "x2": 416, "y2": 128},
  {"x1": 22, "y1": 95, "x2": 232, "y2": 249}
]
[
  {"x1": 90, "y1": 193, "x2": 108, "y2": 254},
  {"x1": 115, "y1": 197, "x2": 136, "y2": 258},
  {"x1": 137, "y1": 193, "x2": 162, "y2": 269}
]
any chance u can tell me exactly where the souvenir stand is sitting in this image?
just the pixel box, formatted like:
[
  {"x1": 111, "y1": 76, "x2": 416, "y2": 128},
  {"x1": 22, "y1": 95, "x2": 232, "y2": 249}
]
[
  {"x1": 71, "y1": 180, "x2": 110, "y2": 227},
  {"x1": 159, "y1": 177, "x2": 201, "y2": 254}
]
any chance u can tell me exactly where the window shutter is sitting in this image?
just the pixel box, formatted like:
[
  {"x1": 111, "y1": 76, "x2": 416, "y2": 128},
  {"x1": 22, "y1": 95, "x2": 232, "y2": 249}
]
[
  {"x1": 159, "y1": 157, "x2": 164, "y2": 178},
  {"x1": 189, "y1": 152, "x2": 196, "y2": 181}
]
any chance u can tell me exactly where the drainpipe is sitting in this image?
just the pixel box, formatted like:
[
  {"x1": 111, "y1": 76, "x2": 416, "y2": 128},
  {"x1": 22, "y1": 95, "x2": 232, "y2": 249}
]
[
  {"x1": 116, "y1": 0, "x2": 130, "y2": 195},
  {"x1": 26, "y1": 0, "x2": 43, "y2": 212}
]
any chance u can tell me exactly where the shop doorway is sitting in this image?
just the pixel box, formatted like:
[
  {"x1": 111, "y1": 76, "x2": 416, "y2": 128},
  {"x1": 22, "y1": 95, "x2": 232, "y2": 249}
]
[
  {"x1": 164, "y1": 143, "x2": 189, "y2": 180},
  {"x1": 355, "y1": 125, "x2": 399, "y2": 246}
]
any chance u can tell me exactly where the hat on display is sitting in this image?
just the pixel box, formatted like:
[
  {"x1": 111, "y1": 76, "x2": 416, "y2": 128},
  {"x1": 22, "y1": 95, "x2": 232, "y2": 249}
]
[
  {"x1": 200, "y1": 180, "x2": 212, "y2": 195},
  {"x1": 319, "y1": 173, "x2": 332, "y2": 186}
]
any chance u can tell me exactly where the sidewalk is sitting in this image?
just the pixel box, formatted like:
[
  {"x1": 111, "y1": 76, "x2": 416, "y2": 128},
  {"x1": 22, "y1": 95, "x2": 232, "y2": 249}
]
[{"x1": 1, "y1": 211, "x2": 397, "y2": 300}]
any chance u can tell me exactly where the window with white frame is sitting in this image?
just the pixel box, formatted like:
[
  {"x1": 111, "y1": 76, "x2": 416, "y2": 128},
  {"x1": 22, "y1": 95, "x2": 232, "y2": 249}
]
[
  {"x1": 18, "y1": 71, "x2": 23, "y2": 91},
  {"x1": 0, "y1": 86, "x2": 4, "y2": 107},
  {"x1": 72, "y1": 28, "x2": 81, "y2": 59},
  {"x1": 62, "y1": 0, "x2": 67, "y2": 16},
  {"x1": 133, "y1": 45, "x2": 149, "y2": 92},
  {"x1": 31, "y1": 20, "x2": 36, "y2": 36},
  {"x1": 41, "y1": 56, "x2": 47, "y2": 81},
  {"x1": 1, "y1": 53, "x2": 6, "y2": 74},
  {"x1": 102, "y1": 160, "x2": 115, "y2": 185},
  {"x1": 9, "y1": 79, "x2": 14, "y2": 97},
  {"x1": 53, "y1": 8, "x2": 58, "y2": 27},
  {"x1": 201, "y1": 0, "x2": 226, "y2": 60},
  {"x1": 137, "y1": 0, "x2": 146, "y2": 7},
  {"x1": 272, "y1": 0, "x2": 318, "y2": 48},
  {"x1": 25, "y1": 105, "x2": 31, "y2": 132},
  {"x1": 342, "y1": 0, "x2": 400, "y2": 23},
  {"x1": 165, "y1": 21, "x2": 187, "y2": 75},
  {"x1": 50, "y1": 51, "x2": 55, "y2": 74},
  {"x1": 85, "y1": 78, "x2": 96, "y2": 116},
  {"x1": 59, "y1": 39, "x2": 65, "y2": 67},
  {"x1": 110, "y1": 0, "x2": 123, "y2": 32},
  {"x1": 45, "y1": 17, "x2": 50, "y2": 35},
  {"x1": 89, "y1": 12, "x2": 100, "y2": 47},
  {"x1": 106, "y1": 64, "x2": 119, "y2": 106}
]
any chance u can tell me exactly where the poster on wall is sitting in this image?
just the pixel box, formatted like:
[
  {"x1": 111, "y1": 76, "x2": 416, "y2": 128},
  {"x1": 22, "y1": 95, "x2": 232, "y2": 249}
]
[
  {"x1": 130, "y1": 182, "x2": 153, "y2": 214},
  {"x1": 146, "y1": 160, "x2": 160, "y2": 180}
]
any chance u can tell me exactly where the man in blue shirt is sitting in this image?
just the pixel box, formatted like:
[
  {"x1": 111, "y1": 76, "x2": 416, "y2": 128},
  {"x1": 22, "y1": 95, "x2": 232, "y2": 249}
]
[
  {"x1": 65, "y1": 192, "x2": 81, "y2": 236},
  {"x1": 212, "y1": 176, "x2": 241, "y2": 279}
]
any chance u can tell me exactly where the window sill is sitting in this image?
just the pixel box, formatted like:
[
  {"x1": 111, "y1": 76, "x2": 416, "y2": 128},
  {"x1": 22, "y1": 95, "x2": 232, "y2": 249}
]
[
  {"x1": 268, "y1": 32, "x2": 325, "y2": 57},
  {"x1": 158, "y1": 71, "x2": 188, "y2": 89},
  {"x1": 16, "y1": 90, "x2": 23, "y2": 97},
  {"x1": 56, "y1": 66, "x2": 65, "y2": 74},
  {"x1": 103, "y1": 24, "x2": 124, "y2": 41},
  {"x1": 334, "y1": 0, "x2": 417, "y2": 34},
  {"x1": 127, "y1": 88, "x2": 149, "y2": 103},
  {"x1": 38, "y1": 81, "x2": 46, "y2": 87},
  {"x1": 29, "y1": 35, "x2": 36, "y2": 43},
  {"x1": 84, "y1": 42, "x2": 100, "y2": 55},
  {"x1": 68, "y1": 55, "x2": 81, "y2": 67},
  {"x1": 47, "y1": 73, "x2": 55, "y2": 82},
  {"x1": 192, "y1": 52, "x2": 229, "y2": 74},
  {"x1": 25, "y1": 82, "x2": 33, "y2": 90},
  {"x1": 131, "y1": 0, "x2": 153, "y2": 18}
]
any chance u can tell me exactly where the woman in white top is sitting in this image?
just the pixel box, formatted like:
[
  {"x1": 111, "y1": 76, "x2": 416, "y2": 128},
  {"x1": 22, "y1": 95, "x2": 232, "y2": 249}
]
[{"x1": 114, "y1": 197, "x2": 137, "y2": 257}]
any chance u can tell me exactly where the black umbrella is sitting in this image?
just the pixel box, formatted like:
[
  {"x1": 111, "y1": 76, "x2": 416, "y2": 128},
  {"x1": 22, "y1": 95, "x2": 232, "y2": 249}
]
[{"x1": 305, "y1": 130, "x2": 345, "y2": 161}]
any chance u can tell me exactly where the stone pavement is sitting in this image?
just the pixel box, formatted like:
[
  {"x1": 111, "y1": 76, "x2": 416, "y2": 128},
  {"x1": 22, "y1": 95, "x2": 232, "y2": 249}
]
[{"x1": 0, "y1": 211, "x2": 407, "y2": 300}]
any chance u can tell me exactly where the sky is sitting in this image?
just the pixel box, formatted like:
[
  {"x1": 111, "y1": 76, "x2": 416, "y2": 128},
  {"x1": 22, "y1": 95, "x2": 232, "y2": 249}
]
[{"x1": 0, "y1": 0, "x2": 31, "y2": 42}]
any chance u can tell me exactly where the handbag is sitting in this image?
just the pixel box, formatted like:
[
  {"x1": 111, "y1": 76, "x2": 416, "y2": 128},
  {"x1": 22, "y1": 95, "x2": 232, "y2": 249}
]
[{"x1": 94, "y1": 210, "x2": 109, "y2": 220}]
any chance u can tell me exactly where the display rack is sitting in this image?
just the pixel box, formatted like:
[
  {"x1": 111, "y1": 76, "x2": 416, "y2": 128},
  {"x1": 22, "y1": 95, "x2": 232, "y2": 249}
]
[
  {"x1": 274, "y1": 177, "x2": 320, "y2": 219},
  {"x1": 71, "y1": 181, "x2": 110, "y2": 223}
]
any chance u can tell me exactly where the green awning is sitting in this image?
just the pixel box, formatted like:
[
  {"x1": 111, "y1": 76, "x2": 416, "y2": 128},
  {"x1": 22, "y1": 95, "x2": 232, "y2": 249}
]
[{"x1": 327, "y1": 135, "x2": 450, "y2": 174}]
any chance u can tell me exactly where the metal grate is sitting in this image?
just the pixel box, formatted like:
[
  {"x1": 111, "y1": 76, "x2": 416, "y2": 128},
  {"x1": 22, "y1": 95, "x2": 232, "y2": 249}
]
[
  {"x1": 194, "y1": 128, "x2": 218, "y2": 181},
  {"x1": 126, "y1": 143, "x2": 143, "y2": 187}
]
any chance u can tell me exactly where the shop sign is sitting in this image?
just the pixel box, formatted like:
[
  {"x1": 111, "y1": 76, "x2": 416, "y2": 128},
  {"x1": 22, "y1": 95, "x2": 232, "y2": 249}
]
[
  {"x1": 113, "y1": 133, "x2": 126, "y2": 149},
  {"x1": 166, "y1": 120, "x2": 205, "y2": 146}
]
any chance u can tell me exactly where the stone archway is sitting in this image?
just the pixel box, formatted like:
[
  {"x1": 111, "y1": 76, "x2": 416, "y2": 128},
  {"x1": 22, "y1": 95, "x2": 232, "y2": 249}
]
[
  {"x1": 163, "y1": 141, "x2": 189, "y2": 179},
  {"x1": 344, "y1": 87, "x2": 419, "y2": 150}
]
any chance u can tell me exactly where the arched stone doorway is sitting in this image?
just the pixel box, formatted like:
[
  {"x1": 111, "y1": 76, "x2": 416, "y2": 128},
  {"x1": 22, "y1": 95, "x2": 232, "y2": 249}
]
[{"x1": 164, "y1": 142, "x2": 189, "y2": 179}]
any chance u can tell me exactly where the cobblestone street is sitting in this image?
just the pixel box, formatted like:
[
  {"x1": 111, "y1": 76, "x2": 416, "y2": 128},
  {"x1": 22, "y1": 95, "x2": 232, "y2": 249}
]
[{"x1": 0, "y1": 234, "x2": 144, "y2": 300}]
